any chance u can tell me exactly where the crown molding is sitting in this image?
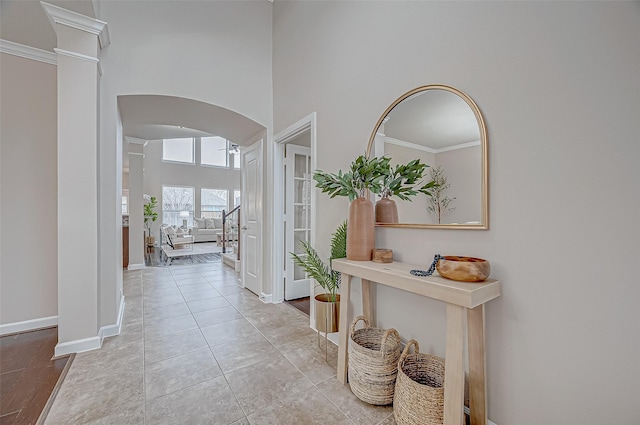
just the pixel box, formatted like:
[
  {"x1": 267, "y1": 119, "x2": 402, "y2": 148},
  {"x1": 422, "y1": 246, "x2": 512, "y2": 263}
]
[
  {"x1": 54, "y1": 48, "x2": 99, "y2": 63},
  {"x1": 125, "y1": 137, "x2": 148, "y2": 146},
  {"x1": 41, "y1": 2, "x2": 110, "y2": 49},
  {"x1": 0, "y1": 39, "x2": 57, "y2": 65},
  {"x1": 383, "y1": 135, "x2": 480, "y2": 154}
]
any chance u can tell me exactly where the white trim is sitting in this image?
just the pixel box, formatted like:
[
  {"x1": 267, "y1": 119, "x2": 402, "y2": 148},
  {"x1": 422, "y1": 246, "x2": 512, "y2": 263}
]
[
  {"x1": 125, "y1": 137, "x2": 148, "y2": 146},
  {"x1": 54, "y1": 335, "x2": 101, "y2": 357},
  {"x1": 40, "y1": 2, "x2": 110, "y2": 48},
  {"x1": 0, "y1": 39, "x2": 57, "y2": 65},
  {"x1": 98, "y1": 295, "x2": 125, "y2": 341},
  {"x1": 383, "y1": 135, "x2": 481, "y2": 154},
  {"x1": 54, "y1": 48, "x2": 99, "y2": 63},
  {"x1": 127, "y1": 263, "x2": 145, "y2": 270},
  {"x1": 0, "y1": 315, "x2": 58, "y2": 336},
  {"x1": 272, "y1": 112, "x2": 317, "y2": 308},
  {"x1": 259, "y1": 292, "x2": 273, "y2": 303},
  {"x1": 128, "y1": 152, "x2": 145, "y2": 157},
  {"x1": 435, "y1": 139, "x2": 481, "y2": 153}
]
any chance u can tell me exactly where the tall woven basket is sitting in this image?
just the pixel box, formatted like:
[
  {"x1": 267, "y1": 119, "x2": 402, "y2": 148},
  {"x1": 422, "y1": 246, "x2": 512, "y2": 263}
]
[
  {"x1": 348, "y1": 316, "x2": 402, "y2": 405},
  {"x1": 394, "y1": 339, "x2": 445, "y2": 425}
]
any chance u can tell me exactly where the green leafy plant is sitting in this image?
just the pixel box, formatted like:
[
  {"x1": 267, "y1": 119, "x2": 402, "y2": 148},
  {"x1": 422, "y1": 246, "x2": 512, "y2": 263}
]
[
  {"x1": 379, "y1": 158, "x2": 438, "y2": 201},
  {"x1": 143, "y1": 195, "x2": 158, "y2": 237},
  {"x1": 290, "y1": 221, "x2": 347, "y2": 302},
  {"x1": 427, "y1": 165, "x2": 456, "y2": 224},
  {"x1": 313, "y1": 155, "x2": 388, "y2": 201}
]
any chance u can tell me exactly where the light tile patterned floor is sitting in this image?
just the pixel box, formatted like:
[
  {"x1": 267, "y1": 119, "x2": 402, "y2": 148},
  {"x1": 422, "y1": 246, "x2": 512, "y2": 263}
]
[{"x1": 44, "y1": 261, "x2": 396, "y2": 424}]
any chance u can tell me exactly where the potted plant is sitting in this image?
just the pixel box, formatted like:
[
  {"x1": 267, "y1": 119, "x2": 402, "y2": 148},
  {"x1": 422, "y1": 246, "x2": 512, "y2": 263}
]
[
  {"x1": 376, "y1": 158, "x2": 437, "y2": 223},
  {"x1": 291, "y1": 221, "x2": 347, "y2": 333},
  {"x1": 313, "y1": 155, "x2": 387, "y2": 260},
  {"x1": 143, "y1": 195, "x2": 158, "y2": 246},
  {"x1": 427, "y1": 165, "x2": 456, "y2": 224}
]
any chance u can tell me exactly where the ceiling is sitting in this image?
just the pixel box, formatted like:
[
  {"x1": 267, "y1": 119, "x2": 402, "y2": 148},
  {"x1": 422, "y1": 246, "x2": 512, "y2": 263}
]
[
  {"x1": 2, "y1": 1, "x2": 266, "y2": 150},
  {"x1": 0, "y1": 0, "x2": 97, "y2": 52}
]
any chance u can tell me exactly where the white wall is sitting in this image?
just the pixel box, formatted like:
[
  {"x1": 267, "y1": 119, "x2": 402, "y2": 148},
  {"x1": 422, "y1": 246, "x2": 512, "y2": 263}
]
[
  {"x1": 97, "y1": 1, "x2": 273, "y2": 327},
  {"x1": 273, "y1": 2, "x2": 640, "y2": 424},
  {"x1": 0, "y1": 53, "x2": 58, "y2": 329},
  {"x1": 142, "y1": 139, "x2": 241, "y2": 242}
]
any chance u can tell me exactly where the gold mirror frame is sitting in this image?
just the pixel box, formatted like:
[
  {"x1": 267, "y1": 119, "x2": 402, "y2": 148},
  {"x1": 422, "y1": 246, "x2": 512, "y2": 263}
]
[{"x1": 366, "y1": 84, "x2": 489, "y2": 229}]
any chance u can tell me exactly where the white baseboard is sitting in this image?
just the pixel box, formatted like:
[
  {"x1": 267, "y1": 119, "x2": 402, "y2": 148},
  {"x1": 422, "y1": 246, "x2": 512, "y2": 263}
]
[
  {"x1": 98, "y1": 295, "x2": 125, "y2": 342},
  {"x1": 127, "y1": 263, "x2": 145, "y2": 270},
  {"x1": 259, "y1": 292, "x2": 272, "y2": 303},
  {"x1": 0, "y1": 315, "x2": 58, "y2": 336},
  {"x1": 54, "y1": 335, "x2": 101, "y2": 357}
]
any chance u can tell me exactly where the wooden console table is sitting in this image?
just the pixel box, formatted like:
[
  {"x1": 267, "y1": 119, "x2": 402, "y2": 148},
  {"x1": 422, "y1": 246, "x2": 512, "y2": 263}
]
[{"x1": 332, "y1": 259, "x2": 501, "y2": 425}]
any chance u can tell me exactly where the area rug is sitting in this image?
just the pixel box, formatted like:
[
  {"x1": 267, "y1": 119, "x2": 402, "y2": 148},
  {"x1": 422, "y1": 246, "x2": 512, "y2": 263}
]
[{"x1": 161, "y1": 242, "x2": 222, "y2": 264}]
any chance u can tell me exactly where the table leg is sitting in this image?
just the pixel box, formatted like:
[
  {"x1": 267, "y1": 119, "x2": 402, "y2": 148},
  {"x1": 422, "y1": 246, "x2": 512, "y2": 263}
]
[
  {"x1": 361, "y1": 278, "x2": 372, "y2": 325},
  {"x1": 468, "y1": 304, "x2": 487, "y2": 425},
  {"x1": 444, "y1": 303, "x2": 466, "y2": 425},
  {"x1": 336, "y1": 273, "x2": 351, "y2": 384}
]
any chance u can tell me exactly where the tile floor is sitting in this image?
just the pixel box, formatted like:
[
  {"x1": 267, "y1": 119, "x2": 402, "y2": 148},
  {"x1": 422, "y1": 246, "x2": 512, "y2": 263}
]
[{"x1": 44, "y1": 260, "x2": 396, "y2": 424}]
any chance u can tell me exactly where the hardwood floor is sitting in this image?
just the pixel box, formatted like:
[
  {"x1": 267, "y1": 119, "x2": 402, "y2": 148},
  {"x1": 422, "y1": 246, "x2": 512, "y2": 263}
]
[
  {"x1": 285, "y1": 296, "x2": 310, "y2": 316},
  {"x1": 0, "y1": 327, "x2": 71, "y2": 425}
]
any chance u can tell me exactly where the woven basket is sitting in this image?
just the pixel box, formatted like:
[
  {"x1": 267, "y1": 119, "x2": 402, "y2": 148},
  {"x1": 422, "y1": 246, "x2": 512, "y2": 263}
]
[
  {"x1": 394, "y1": 339, "x2": 445, "y2": 425},
  {"x1": 348, "y1": 316, "x2": 402, "y2": 405}
]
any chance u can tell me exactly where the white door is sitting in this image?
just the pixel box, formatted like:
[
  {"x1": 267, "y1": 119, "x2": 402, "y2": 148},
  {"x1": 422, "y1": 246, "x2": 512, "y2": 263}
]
[
  {"x1": 285, "y1": 144, "x2": 312, "y2": 300},
  {"x1": 241, "y1": 140, "x2": 262, "y2": 296}
]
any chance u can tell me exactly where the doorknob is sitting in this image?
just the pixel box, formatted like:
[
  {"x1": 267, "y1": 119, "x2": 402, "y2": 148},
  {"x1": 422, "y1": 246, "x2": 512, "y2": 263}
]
[{"x1": 241, "y1": 226, "x2": 248, "y2": 230}]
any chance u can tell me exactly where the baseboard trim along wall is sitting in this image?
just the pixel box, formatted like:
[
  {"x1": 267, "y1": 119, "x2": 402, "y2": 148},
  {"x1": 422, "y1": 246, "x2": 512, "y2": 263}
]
[
  {"x1": 127, "y1": 263, "x2": 145, "y2": 270},
  {"x1": 55, "y1": 335, "x2": 101, "y2": 357},
  {"x1": 259, "y1": 292, "x2": 272, "y2": 303},
  {"x1": 99, "y1": 295, "x2": 125, "y2": 342},
  {"x1": 0, "y1": 315, "x2": 58, "y2": 336}
]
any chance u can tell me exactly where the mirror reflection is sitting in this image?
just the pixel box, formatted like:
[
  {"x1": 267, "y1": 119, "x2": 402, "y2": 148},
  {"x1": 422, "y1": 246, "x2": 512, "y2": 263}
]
[{"x1": 367, "y1": 85, "x2": 488, "y2": 229}]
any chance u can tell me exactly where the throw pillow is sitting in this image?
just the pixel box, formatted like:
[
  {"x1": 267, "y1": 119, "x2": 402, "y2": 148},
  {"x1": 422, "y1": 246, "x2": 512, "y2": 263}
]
[
  {"x1": 176, "y1": 227, "x2": 185, "y2": 236},
  {"x1": 205, "y1": 218, "x2": 215, "y2": 229},
  {"x1": 194, "y1": 217, "x2": 205, "y2": 229},
  {"x1": 166, "y1": 226, "x2": 176, "y2": 236},
  {"x1": 213, "y1": 218, "x2": 223, "y2": 229}
]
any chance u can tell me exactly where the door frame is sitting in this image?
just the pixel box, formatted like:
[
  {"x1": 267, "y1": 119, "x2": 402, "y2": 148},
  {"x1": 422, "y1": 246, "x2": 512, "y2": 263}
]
[{"x1": 272, "y1": 112, "x2": 317, "y2": 305}]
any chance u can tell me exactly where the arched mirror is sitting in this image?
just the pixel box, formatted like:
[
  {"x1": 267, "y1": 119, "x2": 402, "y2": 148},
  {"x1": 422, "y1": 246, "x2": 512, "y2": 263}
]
[{"x1": 366, "y1": 85, "x2": 488, "y2": 229}]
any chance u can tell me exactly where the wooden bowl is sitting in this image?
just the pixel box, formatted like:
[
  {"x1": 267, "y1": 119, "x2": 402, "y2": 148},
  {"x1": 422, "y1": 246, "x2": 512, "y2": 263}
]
[{"x1": 436, "y1": 256, "x2": 490, "y2": 282}]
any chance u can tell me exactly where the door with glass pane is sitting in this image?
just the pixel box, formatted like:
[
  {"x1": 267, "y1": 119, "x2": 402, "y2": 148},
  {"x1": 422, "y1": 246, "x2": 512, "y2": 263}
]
[{"x1": 285, "y1": 144, "x2": 312, "y2": 300}]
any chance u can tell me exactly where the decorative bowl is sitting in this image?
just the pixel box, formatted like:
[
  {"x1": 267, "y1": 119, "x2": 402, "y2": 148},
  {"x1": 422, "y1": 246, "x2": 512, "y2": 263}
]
[{"x1": 436, "y1": 256, "x2": 490, "y2": 282}]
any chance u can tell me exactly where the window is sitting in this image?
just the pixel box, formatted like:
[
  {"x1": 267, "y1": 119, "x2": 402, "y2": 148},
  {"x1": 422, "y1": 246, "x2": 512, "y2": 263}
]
[
  {"x1": 233, "y1": 190, "x2": 241, "y2": 208},
  {"x1": 201, "y1": 188, "x2": 228, "y2": 219},
  {"x1": 201, "y1": 136, "x2": 228, "y2": 167},
  {"x1": 162, "y1": 186, "x2": 194, "y2": 227},
  {"x1": 163, "y1": 138, "x2": 194, "y2": 163},
  {"x1": 232, "y1": 150, "x2": 240, "y2": 169},
  {"x1": 122, "y1": 190, "x2": 129, "y2": 214}
]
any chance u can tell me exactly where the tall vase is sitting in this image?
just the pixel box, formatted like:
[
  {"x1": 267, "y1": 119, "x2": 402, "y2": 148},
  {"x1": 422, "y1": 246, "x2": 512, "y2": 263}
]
[
  {"x1": 347, "y1": 197, "x2": 375, "y2": 261},
  {"x1": 375, "y1": 196, "x2": 399, "y2": 223}
]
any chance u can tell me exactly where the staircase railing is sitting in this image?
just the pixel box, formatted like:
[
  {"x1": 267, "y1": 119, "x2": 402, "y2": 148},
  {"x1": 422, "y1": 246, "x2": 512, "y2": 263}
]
[{"x1": 222, "y1": 205, "x2": 240, "y2": 261}]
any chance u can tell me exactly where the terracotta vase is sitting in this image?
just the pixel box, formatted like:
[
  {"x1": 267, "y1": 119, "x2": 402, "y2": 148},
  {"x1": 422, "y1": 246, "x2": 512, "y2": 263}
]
[
  {"x1": 347, "y1": 197, "x2": 375, "y2": 261},
  {"x1": 314, "y1": 294, "x2": 340, "y2": 333},
  {"x1": 375, "y1": 196, "x2": 399, "y2": 223}
]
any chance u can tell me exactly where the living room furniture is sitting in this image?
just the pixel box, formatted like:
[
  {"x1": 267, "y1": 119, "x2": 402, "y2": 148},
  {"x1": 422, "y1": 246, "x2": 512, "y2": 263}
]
[
  {"x1": 332, "y1": 258, "x2": 501, "y2": 425},
  {"x1": 191, "y1": 217, "x2": 223, "y2": 242},
  {"x1": 160, "y1": 224, "x2": 194, "y2": 249}
]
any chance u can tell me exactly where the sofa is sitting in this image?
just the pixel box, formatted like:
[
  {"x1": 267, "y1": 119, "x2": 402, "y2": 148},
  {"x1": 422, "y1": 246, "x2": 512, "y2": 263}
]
[{"x1": 191, "y1": 217, "x2": 223, "y2": 243}]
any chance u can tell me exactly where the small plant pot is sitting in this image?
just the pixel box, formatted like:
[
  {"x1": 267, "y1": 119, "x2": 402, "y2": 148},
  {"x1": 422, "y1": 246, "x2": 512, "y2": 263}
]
[
  {"x1": 375, "y1": 197, "x2": 399, "y2": 224},
  {"x1": 314, "y1": 294, "x2": 340, "y2": 333}
]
